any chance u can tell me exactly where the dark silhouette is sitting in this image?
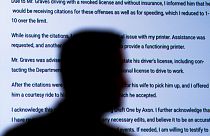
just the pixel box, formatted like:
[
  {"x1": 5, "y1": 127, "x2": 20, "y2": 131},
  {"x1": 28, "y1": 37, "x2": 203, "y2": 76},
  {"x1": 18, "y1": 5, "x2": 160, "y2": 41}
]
[{"x1": 4, "y1": 30, "x2": 128, "y2": 136}]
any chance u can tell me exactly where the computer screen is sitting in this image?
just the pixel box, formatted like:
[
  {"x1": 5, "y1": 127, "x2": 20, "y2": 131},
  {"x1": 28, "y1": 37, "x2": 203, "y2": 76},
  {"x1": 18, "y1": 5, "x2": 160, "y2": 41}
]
[{"x1": 1, "y1": 0, "x2": 210, "y2": 135}]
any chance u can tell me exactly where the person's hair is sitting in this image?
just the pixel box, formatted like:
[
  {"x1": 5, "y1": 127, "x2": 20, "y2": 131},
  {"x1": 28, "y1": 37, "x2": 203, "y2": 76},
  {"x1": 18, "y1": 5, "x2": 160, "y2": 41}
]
[{"x1": 60, "y1": 31, "x2": 123, "y2": 104}]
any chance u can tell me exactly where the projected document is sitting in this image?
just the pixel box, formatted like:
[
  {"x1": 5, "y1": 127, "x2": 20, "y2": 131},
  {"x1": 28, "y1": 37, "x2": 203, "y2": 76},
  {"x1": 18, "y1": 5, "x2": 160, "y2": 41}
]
[{"x1": 1, "y1": 0, "x2": 210, "y2": 135}]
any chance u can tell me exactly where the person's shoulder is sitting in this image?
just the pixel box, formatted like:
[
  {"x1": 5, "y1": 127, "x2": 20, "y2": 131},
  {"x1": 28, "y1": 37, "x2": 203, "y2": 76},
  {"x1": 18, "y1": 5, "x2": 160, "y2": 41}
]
[{"x1": 3, "y1": 113, "x2": 59, "y2": 136}]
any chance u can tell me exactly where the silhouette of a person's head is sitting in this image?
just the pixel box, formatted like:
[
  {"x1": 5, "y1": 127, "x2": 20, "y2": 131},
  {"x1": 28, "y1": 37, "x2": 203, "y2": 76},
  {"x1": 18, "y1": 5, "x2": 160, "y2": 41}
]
[{"x1": 60, "y1": 30, "x2": 126, "y2": 115}]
